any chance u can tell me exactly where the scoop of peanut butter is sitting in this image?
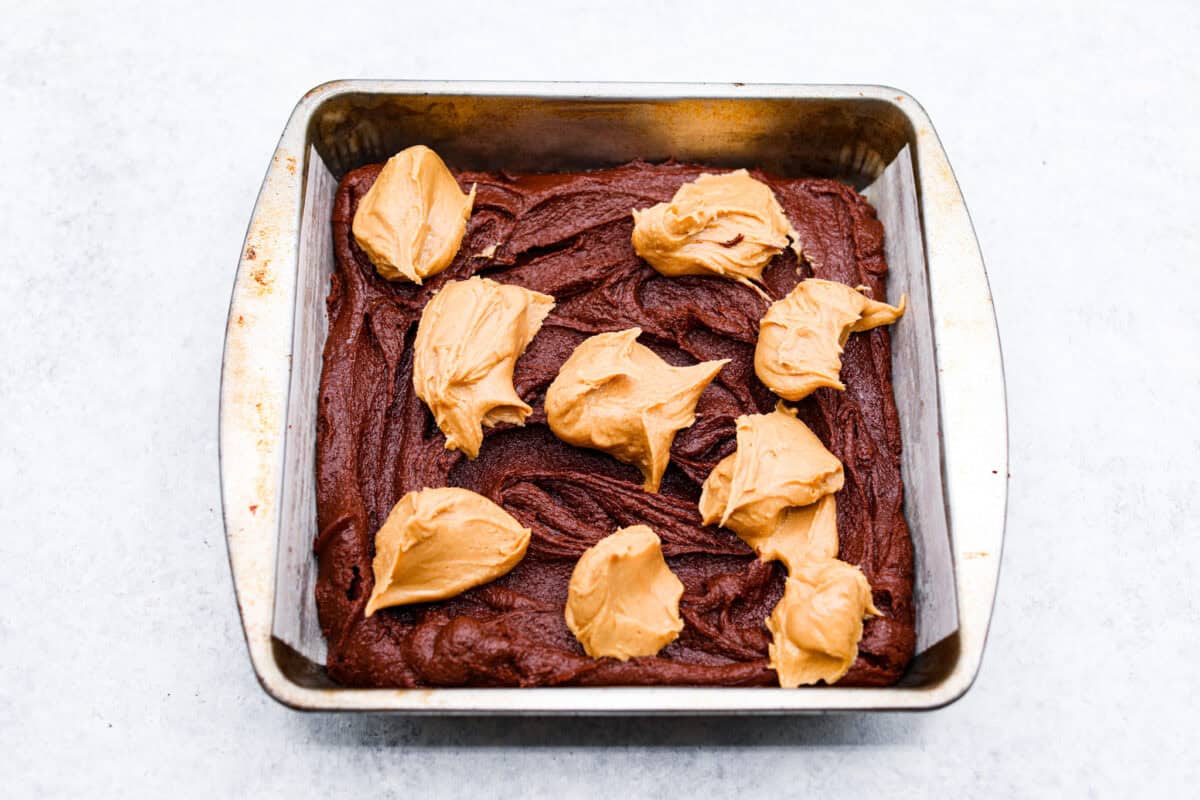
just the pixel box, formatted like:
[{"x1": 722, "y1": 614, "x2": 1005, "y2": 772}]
[
  {"x1": 352, "y1": 145, "x2": 476, "y2": 284},
  {"x1": 698, "y1": 404, "x2": 843, "y2": 564},
  {"x1": 756, "y1": 279, "x2": 906, "y2": 401},
  {"x1": 413, "y1": 276, "x2": 555, "y2": 458},
  {"x1": 759, "y1": 496, "x2": 839, "y2": 569},
  {"x1": 767, "y1": 558, "x2": 880, "y2": 687},
  {"x1": 544, "y1": 328, "x2": 728, "y2": 492},
  {"x1": 564, "y1": 525, "x2": 685, "y2": 660},
  {"x1": 631, "y1": 170, "x2": 800, "y2": 288},
  {"x1": 364, "y1": 487, "x2": 531, "y2": 616}
]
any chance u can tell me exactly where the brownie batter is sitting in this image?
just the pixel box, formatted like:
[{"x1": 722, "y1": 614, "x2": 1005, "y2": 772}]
[{"x1": 316, "y1": 161, "x2": 915, "y2": 687}]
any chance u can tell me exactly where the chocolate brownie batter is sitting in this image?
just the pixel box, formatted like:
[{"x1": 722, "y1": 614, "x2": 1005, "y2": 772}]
[{"x1": 316, "y1": 161, "x2": 915, "y2": 687}]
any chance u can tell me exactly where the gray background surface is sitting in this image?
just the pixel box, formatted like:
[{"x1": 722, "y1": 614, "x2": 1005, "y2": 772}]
[{"x1": 2, "y1": 1, "x2": 1196, "y2": 796}]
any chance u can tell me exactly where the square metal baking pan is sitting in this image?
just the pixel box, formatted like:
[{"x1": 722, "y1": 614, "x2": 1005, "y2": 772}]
[{"x1": 219, "y1": 80, "x2": 1007, "y2": 713}]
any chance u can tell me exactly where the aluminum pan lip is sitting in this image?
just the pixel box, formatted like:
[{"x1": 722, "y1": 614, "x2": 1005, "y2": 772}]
[{"x1": 218, "y1": 80, "x2": 1007, "y2": 713}]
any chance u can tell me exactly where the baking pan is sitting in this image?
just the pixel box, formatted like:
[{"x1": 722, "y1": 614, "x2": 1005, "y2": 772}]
[{"x1": 219, "y1": 81, "x2": 1007, "y2": 713}]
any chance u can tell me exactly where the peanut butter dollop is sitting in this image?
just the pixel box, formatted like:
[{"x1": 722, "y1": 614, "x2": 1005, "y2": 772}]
[
  {"x1": 755, "y1": 279, "x2": 906, "y2": 401},
  {"x1": 413, "y1": 276, "x2": 555, "y2": 458},
  {"x1": 564, "y1": 525, "x2": 685, "y2": 660},
  {"x1": 545, "y1": 328, "x2": 728, "y2": 492},
  {"x1": 766, "y1": 559, "x2": 880, "y2": 687},
  {"x1": 631, "y1": 170, "x2": 800, "y2": 289},
  {"x1": 352, "y1": 145, "x2": 476, "y2": 284},
  {"x1": 762, "y1": 496, "x2": 839, "y2": 569},
  {"x1": 696, "y1": 402, "x2": 878, "y2": 686},
  {"x1": 698, "y1": 404, "x2": 843, "y2": 566},
  {"x1": 364, "y1": 487, "x2": 531, "y2": 616}
]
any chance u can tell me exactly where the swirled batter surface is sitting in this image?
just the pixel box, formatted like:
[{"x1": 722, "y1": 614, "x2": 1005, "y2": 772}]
[{"x1": 316, "y1": 161, "x2": 915, "y2": 687}]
